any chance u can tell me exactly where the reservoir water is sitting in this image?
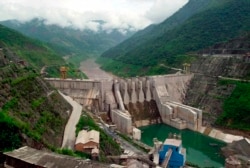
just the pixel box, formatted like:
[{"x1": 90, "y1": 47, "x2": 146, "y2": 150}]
[{"x1": 139, "y1": 124, "x2": 226, "y2": 167}]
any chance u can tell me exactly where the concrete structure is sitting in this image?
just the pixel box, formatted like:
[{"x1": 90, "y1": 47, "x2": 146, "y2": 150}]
[
  {"x1": 45, "y1": 78, "x2": 106, "y2": 111},
  {"x1": 150, "y1": 137, "x2": 186, "y2": 168},
  {"x1": 156, "y1": 101, "x2": 202, "y2": 131},
  {"x1": 46, "y1": 73, "x2": 202, "y2": 133},
  {"x1": 200, "y1": 127, "x2": 248, "y2": 143},
  {"x1": 132, "y1": 127, "x2": 141, "y2": 140},
  {"x1": 111, "y1": 109, "x2": 132, "y2": 134},
  {"x1": 159, "y1": 138, "x2": 186, "y2": 168},
  {"x1": 4, "y1": 146, "x2": 109, "y2": 168},
  {"x1": 75, "y1": 130, "x2": 100, "y2": 155},
  {"x1": 151, "y1": 75, "x2": 202, "y2": 131}
]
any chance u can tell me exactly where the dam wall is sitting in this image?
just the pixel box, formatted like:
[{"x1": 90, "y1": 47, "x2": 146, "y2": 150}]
[
  {"x1": 110, "y1": 109, "x2": 132, "y2": 134},
  {"x1": 45, "y1": 73, "x2": 202, "y2": 133},
  {"x1": 150, "y1": 74, "x2": 202, "y2": 131},
  {"x1": 45, "y1": 78, "x2": 103, "y2": 109}
]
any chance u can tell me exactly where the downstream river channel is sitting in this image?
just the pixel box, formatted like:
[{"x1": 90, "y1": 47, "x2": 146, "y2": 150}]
[{"x1": 139, "y1": 124, "x2": 226, "y2": 167}]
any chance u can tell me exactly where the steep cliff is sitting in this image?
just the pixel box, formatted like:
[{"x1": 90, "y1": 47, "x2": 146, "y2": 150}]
[{"x1": 184, "y1": 35, "x2": 250, "y2": 132}]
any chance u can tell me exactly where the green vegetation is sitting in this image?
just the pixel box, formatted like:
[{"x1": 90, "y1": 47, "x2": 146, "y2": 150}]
[
  {"x1": 185, "y1": 162, "x2": 200, "y2": 168},
  {"x1": 99, "y1": 0, "x2": 250, "y2": 77},
  {"x1": 55, "y1": 148, "x2": 91, "y2": 159},
  {"x1": 0, "y1": 24, "x2": 86, "y2": 78},
  {"x1": 0, "y1": 111, "x2": 22, "y2": 151},
  {"x1": 0, "y1": 61, "x2": 71, "y2": 151},
  {"x1": 0, "y1": 25, "x2": 64, "y2": 70},
  {"x1": 216, "y1": 80, "x2": 250, "y2": 131},
  {"x1": 76, "y1": 113, "x2": 122, "y2": 162},
  {"x1": 97, "y1": 57, "x2": 170, "y2": 77},
  {"x1": 1, "y1": 18, "x2": 133, "y2": 64},
  {"x1": 45, "y1": 62, "x2": 87, "y2": 79}
]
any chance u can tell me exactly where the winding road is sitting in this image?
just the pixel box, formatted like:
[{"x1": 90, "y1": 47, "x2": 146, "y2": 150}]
[
  {"x1": 60, "y1": 59, "x2": 114, "y2": 149},
  {"x1": 60, "y1": 59, "x2": 147, "y2": 155},
  {"x1": 60, "y1": 91, "x2": 82, "y2": 149}
]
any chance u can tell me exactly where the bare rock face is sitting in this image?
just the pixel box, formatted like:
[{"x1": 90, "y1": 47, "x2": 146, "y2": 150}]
[
  {"x1": 199, "y1": 34, "x2": 250, "y2": 55},
  {"x1": 184, "y1": 33, "x2": 250, "y2": 126}
]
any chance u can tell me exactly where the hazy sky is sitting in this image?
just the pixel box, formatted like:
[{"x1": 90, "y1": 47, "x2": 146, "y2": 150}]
[{"x1": 0, "y1": 0, "x2": 188, "y2": 32}]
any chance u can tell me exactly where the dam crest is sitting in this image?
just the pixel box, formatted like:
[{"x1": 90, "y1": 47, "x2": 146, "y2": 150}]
[{"x1": 45, "y1": 74, "x2": 202, "y2": 134}]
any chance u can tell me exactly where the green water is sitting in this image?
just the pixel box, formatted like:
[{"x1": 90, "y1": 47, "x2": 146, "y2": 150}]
[{"x1": 139, "y1": 124, "x2": 226, "y2": 168}]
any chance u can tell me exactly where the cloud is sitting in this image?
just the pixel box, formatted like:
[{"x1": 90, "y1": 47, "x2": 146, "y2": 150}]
[
  {"x1": 145, "y1": 0, "x2": 189, "y2": 23},
  {"x1": 0, "y1": 0, "x2": 188, "y2": 32}
]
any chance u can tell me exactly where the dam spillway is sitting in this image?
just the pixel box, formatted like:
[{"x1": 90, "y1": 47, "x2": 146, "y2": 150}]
[{"x1": 45, "y1": 73, "x2": 202, "y2": 133}]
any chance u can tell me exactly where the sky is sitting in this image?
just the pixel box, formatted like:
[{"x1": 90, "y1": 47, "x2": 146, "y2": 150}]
[{"x1": 0, "y1": 0, "x2": 188, "y2": 32}]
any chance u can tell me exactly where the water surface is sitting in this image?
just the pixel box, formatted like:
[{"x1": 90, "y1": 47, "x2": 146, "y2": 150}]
[{"x1": 140, "y1": 124, "x2": 226, "y2": 167}]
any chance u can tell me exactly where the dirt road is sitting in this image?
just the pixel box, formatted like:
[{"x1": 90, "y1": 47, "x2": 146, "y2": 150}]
[
  {"x1": 60, "y1": 91, "x2": 82, "y2": 149},
  {"x1": 79, "y1": 59, "x2": 115, "y2": 80}
]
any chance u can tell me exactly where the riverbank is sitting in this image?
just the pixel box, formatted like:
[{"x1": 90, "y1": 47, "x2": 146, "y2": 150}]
[
  {"x1": 199, "y1": 126, "x2": 247, "y2": 143},
  {"x1": 134, "y1": 119, "x2": 247, "y2": 144},
  {"x1": 79, "y1": 59, "x2": 116, "y2": 80}
]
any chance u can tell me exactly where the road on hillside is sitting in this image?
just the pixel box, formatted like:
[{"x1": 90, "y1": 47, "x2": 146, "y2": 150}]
[
  {"x1": 96, "y1": 116, "x2": 147, "y2": 156},
  {"x1": 79, "y1": 59, "x2": 115, "y2": 80},
  {"x1": 60, "y1": 92, "x2": 82, "y2": 149}
]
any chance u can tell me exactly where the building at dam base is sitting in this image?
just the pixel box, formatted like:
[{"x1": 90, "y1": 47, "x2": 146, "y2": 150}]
[
  {"x1": 45, "y1": 73, "x2": 202, "y2": 133},
  {"x1": 140, "y1": 124, "x2": 226, "y2": 167},
  {"x1": 150, "y1": 137, "x2": 186, "y2": 168}
]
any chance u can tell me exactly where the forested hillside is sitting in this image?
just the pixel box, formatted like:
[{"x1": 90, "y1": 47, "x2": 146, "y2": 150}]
[
  {"x1": 0, "y1": 24, "x2": 83, "y2": 78},
  {"x1": 0, "y1": 24, "x2": 64, "y2": 69},
  {"x1": 0, "y1": 25, "x2": 73, "y2": 151},
  {"x1": 1, "y1": 19, "x2": 134, "y2": 66},
  {"x1": 99, "y1": 0, "x2": 250, "y2": 77},
  {"x1": 100, "y1": 0, "x2": 211, "y2": 59},
  {"x1": 0, "y1": 48, "x2": 71, "y2": 151},
  {"x1": 0, "y1": 24, "x2": 121, "y2": 157}
]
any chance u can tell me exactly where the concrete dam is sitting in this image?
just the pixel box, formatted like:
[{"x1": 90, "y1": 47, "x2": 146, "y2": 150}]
[{"x1": 45, "y1": 74, "x2": 202, "y2": 134}]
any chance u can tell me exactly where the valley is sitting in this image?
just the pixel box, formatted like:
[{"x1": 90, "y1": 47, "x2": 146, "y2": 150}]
[
  {"x1": 79, "y1": 59, "x2": 114, "y2": 80},
  {"x1": 0, "y1": 0, "x2": 249, "y2": 167}
]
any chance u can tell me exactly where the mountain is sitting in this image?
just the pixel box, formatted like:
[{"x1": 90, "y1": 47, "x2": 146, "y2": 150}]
[
  {"x1": 0, "y1": 24, "x2": 83, "y2": 78},
  {"x1": 98, "y1": 0, "x2": 250, "y2": 77},
  {"x1": 184, "y1": 33, "x2": 250, "y2": 131},
  {"x1": 0, "y1": 24, "x2": 64, "y2": 69},
  {"x1": 0, "y1": 24, "x2": 74, "y2": 150},
  {"x1": 0, "y1": 25, "x2": 122, "y2": 157},
  {"x1": 102, "y1": 0, "x2": 211, "y2": 56},
  {"x1": 0, "y1": 41, "x2": 71, "y2": 151},
  {"x1": 1, "y1": 18, "x2": 135, "y2": 66}
]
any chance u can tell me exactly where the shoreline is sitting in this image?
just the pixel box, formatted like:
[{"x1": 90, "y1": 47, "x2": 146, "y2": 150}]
[{"x1": 137, "y1": 121, "x2": 248, "y2": 144}]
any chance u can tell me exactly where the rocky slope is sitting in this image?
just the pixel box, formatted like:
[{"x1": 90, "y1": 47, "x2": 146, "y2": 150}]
[
  {"x1": 0, "y1": 48, "x2": 71, "y2": 151},
  {"x1": 184, "y1": 34, "x2": 250, "y2": 132}
]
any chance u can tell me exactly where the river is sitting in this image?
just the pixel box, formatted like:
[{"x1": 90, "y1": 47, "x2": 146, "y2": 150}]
[
  {"x1": 79, "y1": 59, "x2": 226, "y2": 167},
  {"x1": 79, "y1": 59, "x2": 115, "y2": 80},
  {"x1": 139, "y1": 124, "x2": 226, "y2": 168}
]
